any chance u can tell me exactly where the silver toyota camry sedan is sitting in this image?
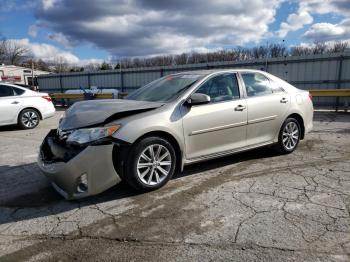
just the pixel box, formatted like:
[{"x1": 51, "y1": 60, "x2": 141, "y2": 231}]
[{"x1": 38, "y1": 69, "x2": 313, "y2": 199}]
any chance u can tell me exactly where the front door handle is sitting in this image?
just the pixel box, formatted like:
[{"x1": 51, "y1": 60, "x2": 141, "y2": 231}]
[
  {"x1": 280, "y1": 97, "x2": 288, "y2": 103},
  {"x1": 11, "y1": 101, "x2": 20, "y2": 104},
  {"x1": 235, "y1": 105, "x2": 246, "y2": 111}
]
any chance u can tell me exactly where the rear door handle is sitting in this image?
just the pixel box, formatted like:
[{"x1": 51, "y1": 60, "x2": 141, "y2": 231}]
[
  {"x1": 11, "y1": 101, "x2": 20, "y2": 104},
  {"x1": 235, "y1": 105, "x2": 246, "y2": 111},
  {"x1": 280, "y1": 97, "x2": 288, "y2": 103}
]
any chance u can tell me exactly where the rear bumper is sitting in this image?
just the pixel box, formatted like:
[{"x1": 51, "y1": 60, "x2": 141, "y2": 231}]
[
  {"x1": 38, "y1": 130, "x2": 121, "y2": 199},
  {"x1": 305, "y1": 121, "x2": 313, "y2": 135},
  {"x1": 42, "y1": 105, "x2": 56, "y2": 119},
  {"x1": 304, "y1": 104, "x2": 314, "y2": 135}
]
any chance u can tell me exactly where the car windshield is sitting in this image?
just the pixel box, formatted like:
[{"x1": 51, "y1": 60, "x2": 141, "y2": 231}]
[{"x1": 126, "y1": 74, "x2": 204, "y2": 102}]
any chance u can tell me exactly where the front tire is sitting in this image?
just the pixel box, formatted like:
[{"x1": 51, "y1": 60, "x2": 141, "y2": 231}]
[
  {"x1": 124, "y1": 136, "x2": 176, "y2": 191},
  {"x1": 275, "y1": 117, "x2": 301, "y2": 154},
  {"x1": 18, "y1": 109, "x2": 40, "y2": 129}
]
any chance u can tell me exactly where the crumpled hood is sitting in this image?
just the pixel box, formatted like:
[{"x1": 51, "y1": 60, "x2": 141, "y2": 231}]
[{"x1": 59, "y1": 99, "x2": 164, "y2": 130}]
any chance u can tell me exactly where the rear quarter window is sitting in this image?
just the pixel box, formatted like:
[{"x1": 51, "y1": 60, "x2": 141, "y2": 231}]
[{"x1": 13, "y1": 87, "x2": 26, "y2": 95}]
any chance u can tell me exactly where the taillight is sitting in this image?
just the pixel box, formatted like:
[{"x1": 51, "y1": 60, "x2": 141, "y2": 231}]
[
  {"x1": 308, "y1": 93, "x2": 313, "y2": 100},
  {"x1": 42, "y1": 96, "x2": 52, "y2": 102}
]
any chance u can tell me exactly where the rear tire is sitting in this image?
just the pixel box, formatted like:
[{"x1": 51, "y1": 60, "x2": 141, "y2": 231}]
[
  {"x1": 124, "y1": 136, "x2": 176, "y2": 191},
  {"x1": 18, "y1": 109, "x2": 40, "y2": 129},
  {"x1": 275, "y1": 117, "x2": 301, "y2": 154}
]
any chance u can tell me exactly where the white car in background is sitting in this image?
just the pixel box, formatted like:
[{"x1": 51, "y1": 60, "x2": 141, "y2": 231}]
[{"x1": 0, "y1": 83, "x2": 55, "y2": 129}]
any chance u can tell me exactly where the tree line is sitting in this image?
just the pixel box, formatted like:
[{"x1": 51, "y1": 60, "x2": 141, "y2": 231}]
[
  {"x1": 0, "y1": 39, "x2": 348, "y2": 73},
  {"x1": 82, "y1": 41, "x2": 350, "y2": 72},
  {"x1": 111, "y1": 41, "x2": 348, "y2": 69}
]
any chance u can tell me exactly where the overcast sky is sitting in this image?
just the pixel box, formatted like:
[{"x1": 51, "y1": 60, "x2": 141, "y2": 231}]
[{"x1": 1, "y1": 0, "x2": 350, "y2": 65}]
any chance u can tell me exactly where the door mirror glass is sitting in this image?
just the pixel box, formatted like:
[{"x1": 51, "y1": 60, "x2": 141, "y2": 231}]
[{"x1": 186, "y1": 93, "x2": 211, "y2": 106}]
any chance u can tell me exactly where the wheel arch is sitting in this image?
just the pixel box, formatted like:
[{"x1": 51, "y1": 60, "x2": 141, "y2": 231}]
[
  {"x1": 133, "y1": 131, "x2": 183, "y2": 172},
  {"x1": 286, "y1": 113, "x2": 305, "y2": 140},
  {"x1": 18, "y1": 107, "x2": 43, "y2": 121},
  {"x1": 112, "y1": 130, "x2": 184, "y2": 181}
]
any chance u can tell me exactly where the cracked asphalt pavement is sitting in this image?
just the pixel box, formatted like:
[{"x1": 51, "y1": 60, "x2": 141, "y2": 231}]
[{"x1": 0, "y1": 111, "x2": 350, "y2": 261}]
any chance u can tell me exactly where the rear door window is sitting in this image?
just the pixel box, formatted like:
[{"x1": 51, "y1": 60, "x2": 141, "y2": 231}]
[
  {"x1": 0, "y1": 85, "x2": 15, "y2": 97},
  {"x1": 241, "y1": 73, "x2": 273, "y2": 97}
]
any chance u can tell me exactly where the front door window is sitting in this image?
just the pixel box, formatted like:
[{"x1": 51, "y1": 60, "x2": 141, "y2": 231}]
[{"x1": 195, "y1": 73, "x2": 240, "y2": 103}]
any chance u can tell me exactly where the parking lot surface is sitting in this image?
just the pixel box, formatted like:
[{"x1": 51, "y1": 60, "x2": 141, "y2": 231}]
[{"x1": 0, "y1": 111, "x2": 350, "y2": 261}]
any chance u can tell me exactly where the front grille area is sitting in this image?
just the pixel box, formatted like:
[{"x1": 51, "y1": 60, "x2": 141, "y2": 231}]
[
  {"x1": 41, "y1": 129, "x2": 86, "y2": 163},
  {"x1": 57, "y1": 128, "x2": 73, "y2": 141}
]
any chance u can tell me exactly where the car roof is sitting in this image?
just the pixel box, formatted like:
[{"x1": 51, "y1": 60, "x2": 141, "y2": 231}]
[
  {"x1": 171, "y1": 68, "x2": 298, "y2": 93},
  {"x1": 0, "y1": 82, "x2": 32, "y2": 92},
  {"x1": 172, "y1": 68, "x2": 266, "y2": 76}
]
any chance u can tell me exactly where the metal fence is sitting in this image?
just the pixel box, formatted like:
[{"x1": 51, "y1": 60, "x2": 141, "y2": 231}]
[{"x1": 38, "y1": 52, "x2": 350, "y2": 109}]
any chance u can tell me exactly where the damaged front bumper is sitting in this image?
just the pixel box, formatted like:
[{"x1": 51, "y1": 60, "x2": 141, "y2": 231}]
[{"x1": 38, "y1": 129, "x2": 121, "y2": 200}]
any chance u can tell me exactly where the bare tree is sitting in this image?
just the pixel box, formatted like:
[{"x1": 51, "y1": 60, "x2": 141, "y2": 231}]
[
  {"x1": 290, "y1": 46, "x2": 311, "y2": 56},
  {"x1": 21, "y1": 58, "x2": 50, "y2": 72},
  {"x1": 269, "y1": 43, "x2": 287, "y2": 58},
  {"x1": 0, "y1": 39, "x2": 7, "y2": 64},
  {"x1": 312, "y1": 42, "x2": 327, "y2": 54},
  {"x1": 36, "y1": 59, "x2": 50, "y2": 71},
  {"x1": 84, "y1": 62, "x2": 100, "y2": 72},
  {"x1": 234, "y1": 46, "x2": 252, "y2": 61},
  {"x1": 5, "y1": 40, "x2": 30, "y2": 65},
  {"x1": 174, "y1": 53, "x2": 188, "y2": 65},
  {"x1": 329, "y1": 41, "x2": 348, "y2": 53},
  {"x1": 52, "y1": 56, "x2": 69, "y2": 73},
  {"x1": 252, "y1": 46, "x2": 269, "y2": 59},
  {"x1": 162, "y1": 55, "x2": 174, "y2": 66}
]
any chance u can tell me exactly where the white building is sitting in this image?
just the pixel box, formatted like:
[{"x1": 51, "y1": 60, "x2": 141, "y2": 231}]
[{"x1": 0, "y1": 65, "x2": 50, "y2": 86}]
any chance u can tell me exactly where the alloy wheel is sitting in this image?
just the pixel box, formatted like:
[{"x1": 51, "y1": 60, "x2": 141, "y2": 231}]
[
  {"x1": 282, "y1": 121, "x2": 299, "y2": 150},
  {"x1": 22, "y1": 111, "x2": 39, "y2": 128},
  {"x1": 136, "y1": 144, "x2": 172, "y2": 186}
]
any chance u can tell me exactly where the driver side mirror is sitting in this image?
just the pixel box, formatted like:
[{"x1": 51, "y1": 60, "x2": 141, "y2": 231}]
[{"x1": 185, "y1": 93, "x2": 211, "y2": 106}]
